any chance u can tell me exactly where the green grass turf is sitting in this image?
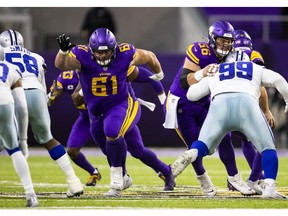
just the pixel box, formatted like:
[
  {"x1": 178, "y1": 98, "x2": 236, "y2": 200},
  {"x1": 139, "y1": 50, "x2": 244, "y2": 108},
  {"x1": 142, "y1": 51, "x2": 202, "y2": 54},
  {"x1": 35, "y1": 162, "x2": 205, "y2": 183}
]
[{"x1": 0, "y1": 149, "x2": 287, "y2": 209}]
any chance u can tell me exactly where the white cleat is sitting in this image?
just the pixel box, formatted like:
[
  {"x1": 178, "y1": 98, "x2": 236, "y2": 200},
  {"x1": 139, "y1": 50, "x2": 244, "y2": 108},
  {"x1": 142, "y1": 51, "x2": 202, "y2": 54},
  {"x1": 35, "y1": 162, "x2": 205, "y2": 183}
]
[
  {"x1": 26, "y1": 193, "x2": 39, "y2": 207},
  {"x1": 105, "y1": 188, "x2": 121, "y2": 197},
  {"x1": 196, "y1": 171, "x2": 216, "y2": 196},
  {"x1": 171, "y1": 149, "x2": 198, "y2": 177},
  {"x1": 261, "y1": 179, "x2": 287, "y2": 199},
  {"x1": 123, "y1": 173, "x2": 133, "y2": 190},
  {"x1": 246, "y1": 180, "x2": 263, "y2": 195},
  {"x1": 105, "y1": 166, "x2": 123, "y2": 198},
  {"x1": 227, "y1": 173, "x2": 255, "y2": 196},
  {"x1": 66, "y1": 177, "x2": 84, "y2": 198},
  {"x1": 258, "y1": 179, "x2": 265, "y2": 189}
]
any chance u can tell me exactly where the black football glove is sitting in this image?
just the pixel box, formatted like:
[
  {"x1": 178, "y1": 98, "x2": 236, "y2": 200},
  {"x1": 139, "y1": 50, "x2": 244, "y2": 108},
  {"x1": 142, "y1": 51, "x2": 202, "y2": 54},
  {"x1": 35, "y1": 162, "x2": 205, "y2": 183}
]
[{"x1": 56, "y1": 34, "x2": 76, "y2": 52}]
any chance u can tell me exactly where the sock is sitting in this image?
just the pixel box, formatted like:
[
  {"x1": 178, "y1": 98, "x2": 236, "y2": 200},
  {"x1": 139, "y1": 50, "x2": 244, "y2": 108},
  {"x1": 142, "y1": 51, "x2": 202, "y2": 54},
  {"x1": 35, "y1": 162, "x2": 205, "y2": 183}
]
[
  {"x1": 249, "y1": 151, "x2": 264, "y2": 181},
  {"x1": 241, "y1": 141, "x2": 256, "y2": 169},
  {"x1": 106, "y1": 137, "x2": 127, "y2": 167},
  {"x1": 11, "y1": 151, "x2": 35, "y2": 194},
  {"x1": 55, "y1": 153, "x2": 77, "y2": 180},
  {"x1": 217, "y1": 134, "x2": 238, "y2": 176},
  {"x1": 262, "y1": 149, "x2": 278, "y2": 180},
  {"x1": 72, "y1": 151, "x2": 95, "y2": 175}
]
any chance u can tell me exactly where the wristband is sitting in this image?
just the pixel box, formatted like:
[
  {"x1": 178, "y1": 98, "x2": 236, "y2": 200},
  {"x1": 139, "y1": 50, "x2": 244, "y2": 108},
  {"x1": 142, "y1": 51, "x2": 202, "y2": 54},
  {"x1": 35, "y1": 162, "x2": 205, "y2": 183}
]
[
  {"x1": 59, "y1": 49, "x2": 69, "y2": 55},
  {"x1": 194, "y1": 69, "x2": 204, "y2": 81},
  {"x1": 78, "y1": 89, "x2": 83, "y2": 96}
]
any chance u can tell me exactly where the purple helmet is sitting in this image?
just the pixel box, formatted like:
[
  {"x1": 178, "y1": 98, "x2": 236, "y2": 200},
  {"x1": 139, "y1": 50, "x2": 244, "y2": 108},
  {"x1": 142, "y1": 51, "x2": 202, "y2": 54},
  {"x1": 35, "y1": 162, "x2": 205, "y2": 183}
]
[
  {"x1": 234, "y1": 30, "x2": 252, "y2": 50},
  {"x1": 208, "y1": 20, "x2": 235, "y2": 57},
  {"x1": 89, "y1": 28, "x2": 117, "y2": 66}
]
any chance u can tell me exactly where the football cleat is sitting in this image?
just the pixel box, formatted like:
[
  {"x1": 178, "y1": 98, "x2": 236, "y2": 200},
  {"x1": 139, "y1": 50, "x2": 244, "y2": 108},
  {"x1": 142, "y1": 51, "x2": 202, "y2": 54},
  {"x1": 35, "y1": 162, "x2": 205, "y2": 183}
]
[
  {"x1": 86, "y1": 168, "x2": 102, "y2": 186},
  {"x1": 105, "y1": 188, "x2": 121, "y2": 198},
  {"x1": 105, "y1": 166, "x2": 123, "y2": 197},
  {"x1": 26, "y1": 193, "x2": 39, "y2": 207},
  {"x1": 196, "y1": 171, "x2": 217, "y2": 196},
  {"x1": 227, "y1": 173, "x2": 255, "y2": 196},
  {"x1": 262, "y1": 179, "x2": 287, "y2": 199},
  {"x1": 246, "y1": 179, "x2": 263, "y2": 195},
  {"x1": 163, "y1": 166, "x2": 175, "y2": 191},
  {"x1": 66, "y1": 177, "x2": 84, "y2": 198},
  {"x1": 171, "y1": 149, "x2": 198, "y2": 177},
  {"x1": 123, "y1": 173, "x2": 133, "y2": 190},
  {"x1": 158, "y1": 172, "x2": 176, "y2": 187}
]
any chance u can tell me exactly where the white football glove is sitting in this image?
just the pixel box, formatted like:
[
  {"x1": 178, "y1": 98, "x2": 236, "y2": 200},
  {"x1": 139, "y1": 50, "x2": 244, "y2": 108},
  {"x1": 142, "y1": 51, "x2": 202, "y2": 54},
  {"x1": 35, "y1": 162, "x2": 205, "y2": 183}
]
[
  {"x1": 149, "y1": 71, "x2": 164, "y2": 81},
  {"x1": 20, "y1": 139, "x2": 29, "y2": 160}
]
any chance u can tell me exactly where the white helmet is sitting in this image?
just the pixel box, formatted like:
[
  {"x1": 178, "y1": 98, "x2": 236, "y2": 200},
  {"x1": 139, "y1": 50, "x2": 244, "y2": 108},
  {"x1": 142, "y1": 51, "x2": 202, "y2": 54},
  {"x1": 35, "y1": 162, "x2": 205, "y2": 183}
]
[
  {"x1": 0, "y1": 29, "x2": 24, "y2": 47},
  {"x1": 225, "y1": 50, "x2": 250, "y2": 63},
  {"x1": 0, "y1": 46, "x2": 4, "y2": 61}
]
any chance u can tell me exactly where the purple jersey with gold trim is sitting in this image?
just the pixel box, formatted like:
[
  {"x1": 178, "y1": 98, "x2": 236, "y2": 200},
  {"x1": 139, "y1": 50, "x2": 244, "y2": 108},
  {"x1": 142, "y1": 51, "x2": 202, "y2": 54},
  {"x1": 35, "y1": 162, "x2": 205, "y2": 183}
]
[
  {"x1": 56, "y1": 70, "x2": 79, "y2": 95},
  {"x1": 244, "y1": 49, "x2": 264, "y2": 65},
  {"x1": 56, "y1": 70, "x2": 88, "y2": 115},
  {"x1": 70, "y1": 43, "x2": 136, "y2": 116},
  {"x1": 169, "y1": 42, "x2": 220, "y2": 102}
]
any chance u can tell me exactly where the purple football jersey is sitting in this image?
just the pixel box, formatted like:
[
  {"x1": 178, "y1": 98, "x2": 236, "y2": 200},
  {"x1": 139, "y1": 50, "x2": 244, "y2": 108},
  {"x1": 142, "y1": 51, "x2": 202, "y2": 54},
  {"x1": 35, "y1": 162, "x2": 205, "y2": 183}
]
[
  {"x1": 71, "y1": 43, "x2": 136, "y2": 116},
  {"x1": 56, "y1": 70, "x2": 88, "y2": 115},
  {"x1": 169, "y1": 42, "x2": 219, "y2": 102}
]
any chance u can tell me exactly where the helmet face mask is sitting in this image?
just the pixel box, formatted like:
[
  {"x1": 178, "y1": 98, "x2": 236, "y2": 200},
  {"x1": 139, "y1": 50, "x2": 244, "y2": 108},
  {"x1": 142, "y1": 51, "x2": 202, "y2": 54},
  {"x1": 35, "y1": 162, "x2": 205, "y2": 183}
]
[
  {"x1": 225, "y1": 50, "x2": 250, "y2": 63},
  {"x1": 89, "y1": 28, "x2": 117, "y2": 66},
  {"x1": 208, "y1": 21, "x2": 235, "y2": 57},
  {"x1": 0, "y1": 29, "x2": 24, "y2": 47}
]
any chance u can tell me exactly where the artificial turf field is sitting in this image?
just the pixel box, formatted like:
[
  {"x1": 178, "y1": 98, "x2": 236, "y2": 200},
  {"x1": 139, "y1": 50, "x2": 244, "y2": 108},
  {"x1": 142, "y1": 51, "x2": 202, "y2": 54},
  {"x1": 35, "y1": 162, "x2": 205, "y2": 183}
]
[{"x1": 0, "y1": 147, "x2": 287, "y2": 214}]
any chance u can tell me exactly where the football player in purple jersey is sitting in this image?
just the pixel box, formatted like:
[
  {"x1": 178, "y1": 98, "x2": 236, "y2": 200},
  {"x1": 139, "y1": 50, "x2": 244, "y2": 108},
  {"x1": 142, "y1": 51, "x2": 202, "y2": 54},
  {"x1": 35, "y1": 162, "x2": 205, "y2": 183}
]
[
  {"x1": 164, "y1": 20, "x2": 254, "y2": 196},
  {"x1": 54, "y1": 28, "x2": 174, "y2": 197},
  {"x1": 47, "y1": 70, "x2": 102, "y2": 187},
  {"x1": 232, "y1": 29, "x2": 276, "y2": 194},
  {"x1": 47, "y1": 66, "x2": 167, "y2": 188}
]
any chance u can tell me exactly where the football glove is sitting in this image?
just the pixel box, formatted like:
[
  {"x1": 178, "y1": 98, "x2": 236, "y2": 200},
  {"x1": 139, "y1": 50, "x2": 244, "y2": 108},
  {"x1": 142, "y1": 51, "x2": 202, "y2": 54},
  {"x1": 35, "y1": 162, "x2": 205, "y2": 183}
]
[{"x1": 57, "y1": 34, "x2": 76, "y2": 53}]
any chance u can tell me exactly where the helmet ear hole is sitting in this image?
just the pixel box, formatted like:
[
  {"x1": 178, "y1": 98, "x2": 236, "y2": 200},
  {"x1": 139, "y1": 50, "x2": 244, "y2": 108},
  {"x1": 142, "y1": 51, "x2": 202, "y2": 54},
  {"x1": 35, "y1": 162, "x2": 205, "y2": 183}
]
[{"x1": 0, "y1": 29, "x2": 24, "y2": 47}]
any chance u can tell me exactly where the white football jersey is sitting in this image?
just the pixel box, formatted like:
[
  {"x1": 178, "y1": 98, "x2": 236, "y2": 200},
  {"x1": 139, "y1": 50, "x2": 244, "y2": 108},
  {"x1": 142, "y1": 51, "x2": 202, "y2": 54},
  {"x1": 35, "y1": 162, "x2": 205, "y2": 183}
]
[
  {"x1": 187, "y1": 61, "x2": 288, "y2": 103},
  {"x1": 2, "y1": 45, "x2": 47, "y2": 93},
  {"x1": 0, "y1": 60, "x2": 22, "y2": 104}
]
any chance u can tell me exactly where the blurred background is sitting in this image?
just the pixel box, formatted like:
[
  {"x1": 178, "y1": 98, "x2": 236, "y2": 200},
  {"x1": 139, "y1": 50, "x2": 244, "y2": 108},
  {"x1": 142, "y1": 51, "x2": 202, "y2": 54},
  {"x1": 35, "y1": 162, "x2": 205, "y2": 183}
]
[{"x1": 1, "y1": 7, "x2": 287, "y2": 149}]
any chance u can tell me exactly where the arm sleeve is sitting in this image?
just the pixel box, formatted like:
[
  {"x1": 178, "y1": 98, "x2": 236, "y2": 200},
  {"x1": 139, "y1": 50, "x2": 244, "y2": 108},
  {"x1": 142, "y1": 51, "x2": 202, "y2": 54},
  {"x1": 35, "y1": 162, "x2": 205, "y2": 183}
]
[
  {"x1": 262, "y1": 69, "x2": 288, "y2": 103},
  {"x1": 186, "y1": 78, "x2": 210, "y2": 101},
  {"x1": 134, "y1": 67, "x2": 165, "y2": 94},
  {"x1": 12, "y1": 87, "x2": 28, "y2": 141}
]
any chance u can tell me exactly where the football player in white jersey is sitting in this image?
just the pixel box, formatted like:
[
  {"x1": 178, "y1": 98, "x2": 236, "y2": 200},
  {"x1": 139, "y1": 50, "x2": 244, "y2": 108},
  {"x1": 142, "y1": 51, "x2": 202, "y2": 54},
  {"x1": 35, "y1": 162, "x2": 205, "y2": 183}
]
[
  {"x1": 172, "y1": 50, "x2": 288, "y2": 199},
  {"x1": 0, "y1": 45, "x2": 38, "y2": 207},
  {"x1": 0, "y1": 29, "x2": 83, "y2": 198}
]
